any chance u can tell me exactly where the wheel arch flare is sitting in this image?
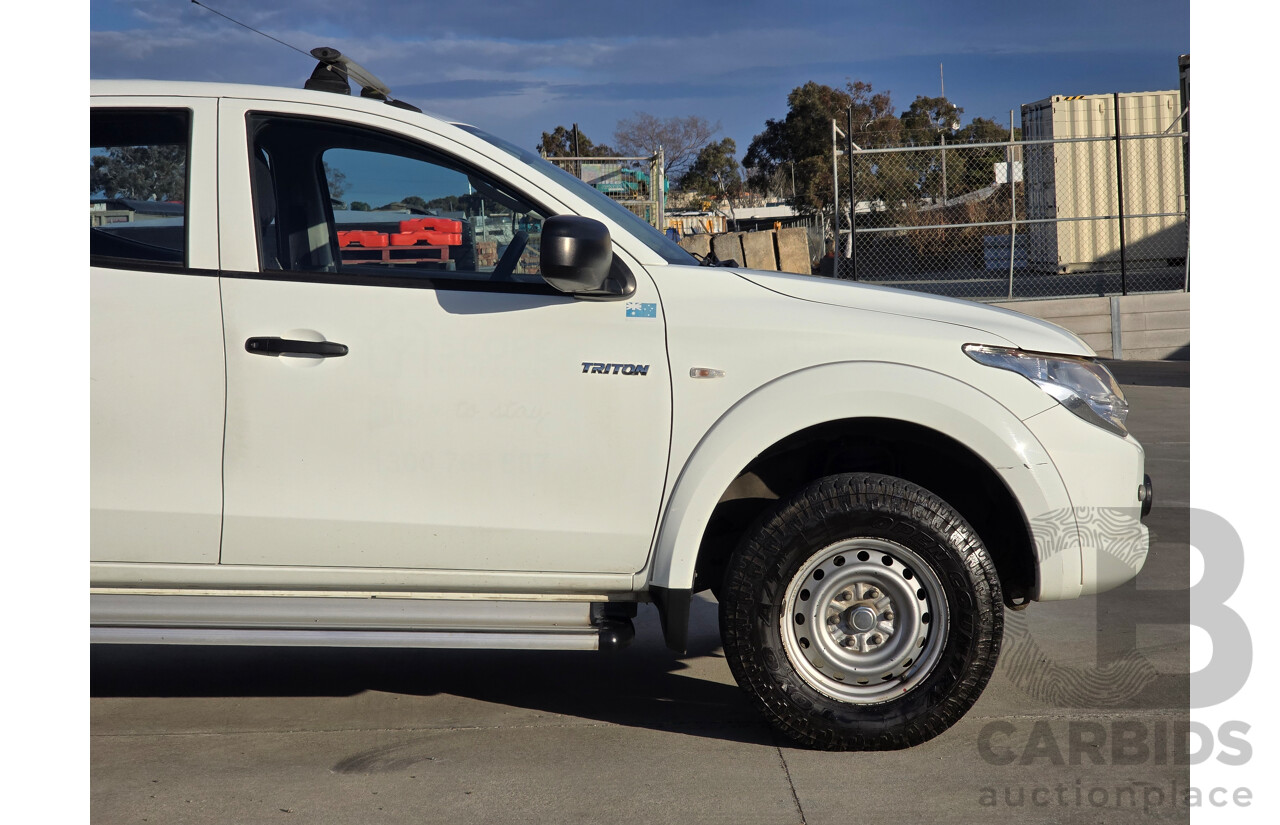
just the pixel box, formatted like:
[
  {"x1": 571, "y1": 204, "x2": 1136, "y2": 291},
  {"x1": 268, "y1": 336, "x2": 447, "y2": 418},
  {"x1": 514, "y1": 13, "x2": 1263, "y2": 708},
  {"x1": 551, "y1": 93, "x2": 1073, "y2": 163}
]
[{"x1": 645, "y1": 361, "x2": 1081, "y2": 651}]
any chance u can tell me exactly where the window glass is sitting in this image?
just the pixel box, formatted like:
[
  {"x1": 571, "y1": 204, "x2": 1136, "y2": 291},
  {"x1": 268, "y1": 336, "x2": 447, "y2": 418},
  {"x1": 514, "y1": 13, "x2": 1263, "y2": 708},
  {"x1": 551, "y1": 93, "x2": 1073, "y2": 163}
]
[
  {"x1": 455, "y1": 123, "x2": 696, "y2": 267},
  {"x1": 90, "y1": 109, "x2": 189, "y2": 267},
  {"x1": 250, "y1": 115, "x2": 548, "y2": 286}
]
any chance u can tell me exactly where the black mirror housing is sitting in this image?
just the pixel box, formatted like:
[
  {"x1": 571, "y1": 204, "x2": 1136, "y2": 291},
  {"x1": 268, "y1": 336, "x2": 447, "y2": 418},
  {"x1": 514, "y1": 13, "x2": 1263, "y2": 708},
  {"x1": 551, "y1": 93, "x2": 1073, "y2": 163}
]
[{"x1": 540, "y1": 216, "x2": 613, "y2": 294}]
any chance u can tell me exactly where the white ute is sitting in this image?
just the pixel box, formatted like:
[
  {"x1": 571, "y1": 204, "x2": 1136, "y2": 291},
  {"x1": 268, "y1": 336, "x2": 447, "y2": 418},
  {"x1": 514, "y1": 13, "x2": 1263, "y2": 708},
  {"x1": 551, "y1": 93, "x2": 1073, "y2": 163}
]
[{"x1": 90, "y1": 53, "x2": 1151, "y2": 749}]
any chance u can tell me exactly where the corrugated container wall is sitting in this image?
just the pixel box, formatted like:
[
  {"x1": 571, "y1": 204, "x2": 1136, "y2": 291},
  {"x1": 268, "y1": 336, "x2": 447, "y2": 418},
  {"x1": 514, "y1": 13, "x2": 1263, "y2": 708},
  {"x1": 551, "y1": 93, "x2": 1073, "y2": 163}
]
[{"x1": 1020, "y1": 92, "x2": 1188, "y2": 273}]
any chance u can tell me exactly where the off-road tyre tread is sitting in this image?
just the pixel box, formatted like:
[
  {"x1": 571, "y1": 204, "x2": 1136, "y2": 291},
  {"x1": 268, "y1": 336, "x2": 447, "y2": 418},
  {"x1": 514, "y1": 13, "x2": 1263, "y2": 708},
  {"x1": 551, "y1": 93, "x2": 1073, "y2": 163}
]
[{"x1": 720, "y1": 472, "x2": 1003, "y2": 750}]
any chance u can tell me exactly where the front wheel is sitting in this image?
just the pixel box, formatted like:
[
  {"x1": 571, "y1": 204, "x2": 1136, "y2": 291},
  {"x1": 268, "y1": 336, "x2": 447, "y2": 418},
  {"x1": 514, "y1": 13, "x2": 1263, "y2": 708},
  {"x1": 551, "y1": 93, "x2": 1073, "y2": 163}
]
[{"x1": 719, "y1": 473, "x2": 1003, "y2": 750}]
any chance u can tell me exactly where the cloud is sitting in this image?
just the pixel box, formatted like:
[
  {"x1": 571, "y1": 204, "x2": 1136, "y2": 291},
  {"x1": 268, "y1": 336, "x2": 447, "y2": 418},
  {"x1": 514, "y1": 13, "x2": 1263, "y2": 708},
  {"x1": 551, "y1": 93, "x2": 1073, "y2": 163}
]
[
  {"x1": 92, "y1": 1, "x2": 1182, "y2": 96},
  {"x1": 90, "y1": 1, "x2": 1187, "y2": 156}
]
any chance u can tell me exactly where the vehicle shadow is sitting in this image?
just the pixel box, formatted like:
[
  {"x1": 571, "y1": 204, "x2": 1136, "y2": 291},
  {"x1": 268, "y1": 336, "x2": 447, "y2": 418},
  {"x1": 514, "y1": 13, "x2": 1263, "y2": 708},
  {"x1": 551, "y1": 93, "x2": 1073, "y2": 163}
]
[{"x1": 90, "y1": 594, "x2": 776, "y2": 746}]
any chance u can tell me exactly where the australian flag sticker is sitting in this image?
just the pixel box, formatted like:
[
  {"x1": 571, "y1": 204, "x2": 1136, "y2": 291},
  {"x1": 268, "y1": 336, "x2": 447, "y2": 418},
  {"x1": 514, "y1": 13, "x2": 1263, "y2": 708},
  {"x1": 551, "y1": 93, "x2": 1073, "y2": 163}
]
[{"x1": 626, "y1": 302, "x2": 657, "y2": 318}]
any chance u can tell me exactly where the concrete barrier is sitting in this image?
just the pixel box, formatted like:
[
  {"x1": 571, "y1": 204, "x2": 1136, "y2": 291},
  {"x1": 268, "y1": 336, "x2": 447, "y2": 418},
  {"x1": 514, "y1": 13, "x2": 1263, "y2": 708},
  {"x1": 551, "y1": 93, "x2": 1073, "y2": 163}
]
[
  {"x1": 776, "y1": 228, "x2": 811, "y2": 275},
  {"x1": 677, "y1": 234, "x2": 711, "y2": 259},
  {"x1": 683, "y1": 228, "x2": 812, "y2": 274},
  {"x1": 992, "y1": 292, "x2": 1189, "y2": 360},
  {"x1": 711, "y1": 233, "x2": 745, "y2": 267},
  {"x1": 739, "y1": 231, "x2": 778, "y2": 270}
]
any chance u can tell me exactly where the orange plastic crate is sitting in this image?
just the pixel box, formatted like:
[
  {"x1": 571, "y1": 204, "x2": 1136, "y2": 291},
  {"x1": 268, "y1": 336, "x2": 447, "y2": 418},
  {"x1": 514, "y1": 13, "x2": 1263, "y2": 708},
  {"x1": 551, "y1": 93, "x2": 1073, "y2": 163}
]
[
  {"x1": 400, "y1": 218, "x2": 463, "y2": 235},
  {"x1": 338, "y1": 230, "x2": 389, "y2": 248}
]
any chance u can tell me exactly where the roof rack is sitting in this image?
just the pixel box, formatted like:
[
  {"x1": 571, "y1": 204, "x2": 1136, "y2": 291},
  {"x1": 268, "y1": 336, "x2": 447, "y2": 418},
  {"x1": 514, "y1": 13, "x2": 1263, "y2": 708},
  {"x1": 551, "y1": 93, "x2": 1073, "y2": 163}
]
[{"x1": 304, "y1": 47, "x2": 422, "y2": 113}]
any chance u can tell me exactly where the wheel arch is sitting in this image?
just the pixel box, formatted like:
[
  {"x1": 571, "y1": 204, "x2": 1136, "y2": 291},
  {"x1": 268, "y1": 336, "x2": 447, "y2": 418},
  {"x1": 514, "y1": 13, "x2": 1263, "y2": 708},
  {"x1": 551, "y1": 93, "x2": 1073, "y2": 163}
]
[{"x1": 646, "y1": 362, "x2": 1079, "y2": 650}]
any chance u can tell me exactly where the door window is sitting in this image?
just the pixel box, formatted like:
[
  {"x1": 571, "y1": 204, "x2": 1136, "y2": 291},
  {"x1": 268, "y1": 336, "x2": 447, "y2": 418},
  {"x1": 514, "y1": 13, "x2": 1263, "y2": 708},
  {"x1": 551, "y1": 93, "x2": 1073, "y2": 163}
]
[
  {"x1": 249, "y1": 115, "x2": 550, "y2": 287},
  {"x1": 90, "y1": 108, "x2": 190, "y2": 268}
]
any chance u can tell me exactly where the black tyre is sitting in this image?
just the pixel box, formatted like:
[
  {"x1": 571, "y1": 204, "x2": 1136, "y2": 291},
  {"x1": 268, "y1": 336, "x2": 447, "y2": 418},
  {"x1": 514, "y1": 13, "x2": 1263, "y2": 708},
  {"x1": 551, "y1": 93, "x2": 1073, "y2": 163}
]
[{"x1": 720, "y1": 473, "x2": 1003, "y2": 750}]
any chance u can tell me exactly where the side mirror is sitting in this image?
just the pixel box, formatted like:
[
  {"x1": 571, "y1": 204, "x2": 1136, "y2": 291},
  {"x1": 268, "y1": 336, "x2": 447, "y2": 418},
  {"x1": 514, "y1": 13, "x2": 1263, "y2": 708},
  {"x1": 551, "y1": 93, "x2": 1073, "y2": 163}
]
[{"x1": 540, "y1": 216, "x2": 613, "y2": 294}]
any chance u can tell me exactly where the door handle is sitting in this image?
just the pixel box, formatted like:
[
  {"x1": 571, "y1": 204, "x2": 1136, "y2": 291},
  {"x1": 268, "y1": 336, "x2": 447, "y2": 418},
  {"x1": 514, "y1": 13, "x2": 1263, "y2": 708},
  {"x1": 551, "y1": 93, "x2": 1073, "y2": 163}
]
[{"x1": 245, "y1": 337, "x2": 349, "y2": 357}]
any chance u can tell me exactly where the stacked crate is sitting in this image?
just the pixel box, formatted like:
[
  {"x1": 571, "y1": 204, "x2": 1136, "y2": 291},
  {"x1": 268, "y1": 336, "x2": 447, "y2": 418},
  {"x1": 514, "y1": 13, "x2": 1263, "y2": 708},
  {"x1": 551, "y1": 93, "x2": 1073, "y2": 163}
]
[{"x1": 337, "y1": 218, "x2": 463, "y2": 264}]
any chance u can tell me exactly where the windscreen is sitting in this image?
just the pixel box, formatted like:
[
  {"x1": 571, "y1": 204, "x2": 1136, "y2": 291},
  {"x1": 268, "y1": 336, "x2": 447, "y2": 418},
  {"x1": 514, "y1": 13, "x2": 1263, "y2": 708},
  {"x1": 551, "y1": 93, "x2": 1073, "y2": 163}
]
[{"x1": 455, "y1": 124, "x2": 696, "y2": 267}]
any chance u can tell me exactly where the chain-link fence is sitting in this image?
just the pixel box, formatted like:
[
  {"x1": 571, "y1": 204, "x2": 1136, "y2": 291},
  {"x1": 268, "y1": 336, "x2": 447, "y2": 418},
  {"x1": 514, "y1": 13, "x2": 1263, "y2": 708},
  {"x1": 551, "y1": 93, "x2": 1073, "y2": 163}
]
[
  {"x1": 830, "y1": 96, "x2": 1189, "y2": 301},
  {"x1": 543, "y1": 151, "x2": 666, "y2": 230}
]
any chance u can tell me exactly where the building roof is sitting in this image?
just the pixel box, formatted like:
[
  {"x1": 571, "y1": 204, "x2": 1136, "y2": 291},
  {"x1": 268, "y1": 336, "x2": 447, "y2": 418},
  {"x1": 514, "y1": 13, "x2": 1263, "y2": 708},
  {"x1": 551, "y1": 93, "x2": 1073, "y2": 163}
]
[
  {"x1": 91, "y1": 197, "x2": 185, "y2": 216},
  {"x1": 732, "y1": 205, "x2": 799, "y2": 220}
]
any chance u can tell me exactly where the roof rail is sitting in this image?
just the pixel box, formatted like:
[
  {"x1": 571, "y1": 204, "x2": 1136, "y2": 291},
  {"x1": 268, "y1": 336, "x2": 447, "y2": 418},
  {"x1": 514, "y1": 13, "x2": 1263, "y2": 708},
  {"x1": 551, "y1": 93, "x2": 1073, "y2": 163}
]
[{"x1": 304, "y1": 47, "x2": 422, "y2": 113}]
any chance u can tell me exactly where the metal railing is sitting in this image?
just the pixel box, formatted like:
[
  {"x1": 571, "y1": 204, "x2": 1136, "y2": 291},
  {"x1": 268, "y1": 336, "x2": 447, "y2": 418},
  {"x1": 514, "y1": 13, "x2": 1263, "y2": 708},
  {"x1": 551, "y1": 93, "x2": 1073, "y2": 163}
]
[{"x1": 543, "y1": 150, "x2": 666, "y2": 230}]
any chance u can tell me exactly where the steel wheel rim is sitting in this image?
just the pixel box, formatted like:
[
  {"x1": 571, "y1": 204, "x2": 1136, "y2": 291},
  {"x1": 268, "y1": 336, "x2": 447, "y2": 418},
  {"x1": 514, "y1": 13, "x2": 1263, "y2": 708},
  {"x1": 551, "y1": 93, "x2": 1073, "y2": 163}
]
[{"x1": 780, "y1": 537, "x2": 949, "y2": 704}]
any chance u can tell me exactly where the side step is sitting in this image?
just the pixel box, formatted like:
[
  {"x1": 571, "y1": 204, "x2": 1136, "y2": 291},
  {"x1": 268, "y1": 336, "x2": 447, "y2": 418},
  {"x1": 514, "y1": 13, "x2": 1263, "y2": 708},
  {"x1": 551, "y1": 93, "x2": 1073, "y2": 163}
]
[{"x1": 91, "y1": 594, "x2": 636, "y2": 652}]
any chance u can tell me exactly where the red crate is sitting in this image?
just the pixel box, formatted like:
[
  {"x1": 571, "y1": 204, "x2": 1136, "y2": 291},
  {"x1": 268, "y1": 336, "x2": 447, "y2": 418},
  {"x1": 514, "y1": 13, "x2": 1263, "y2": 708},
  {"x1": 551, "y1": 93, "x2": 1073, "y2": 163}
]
[
  {"x1": 400, "y1": 217, "x2": 462, "y2": 235},
  {"x1": 337, "y1": 230, "x2": 388, "y2": 248}
]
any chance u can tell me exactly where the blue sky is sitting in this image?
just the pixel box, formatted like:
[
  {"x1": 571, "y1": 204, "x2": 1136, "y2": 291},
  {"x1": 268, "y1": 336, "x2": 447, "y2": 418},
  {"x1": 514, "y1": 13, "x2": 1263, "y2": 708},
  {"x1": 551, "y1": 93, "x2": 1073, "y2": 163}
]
[{"x1": 90, "y1": 0, "x2": 1189, "y2": 161}]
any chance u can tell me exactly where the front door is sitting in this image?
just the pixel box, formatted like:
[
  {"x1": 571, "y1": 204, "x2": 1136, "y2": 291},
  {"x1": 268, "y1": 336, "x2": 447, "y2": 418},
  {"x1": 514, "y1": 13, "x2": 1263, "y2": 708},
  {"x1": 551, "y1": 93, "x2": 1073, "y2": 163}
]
[{"x1": 216, "y1": 103, "x2": 670, "y2": 574}]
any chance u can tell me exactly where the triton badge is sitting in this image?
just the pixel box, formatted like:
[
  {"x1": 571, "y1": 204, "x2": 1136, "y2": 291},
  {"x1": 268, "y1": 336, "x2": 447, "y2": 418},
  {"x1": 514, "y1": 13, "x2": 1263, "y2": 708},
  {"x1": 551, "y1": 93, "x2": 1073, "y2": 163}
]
[{"x1": 581, "y1": 362, "x2": 650, "y2": 376}]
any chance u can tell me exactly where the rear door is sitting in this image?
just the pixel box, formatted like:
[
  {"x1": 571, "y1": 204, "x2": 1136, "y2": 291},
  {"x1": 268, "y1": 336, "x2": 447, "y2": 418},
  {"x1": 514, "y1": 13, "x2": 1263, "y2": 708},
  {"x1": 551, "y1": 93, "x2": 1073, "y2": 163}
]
[
  {"x1": 215, "y1": 100, "x2": 671, "y2": 574},
  {"x1": 90, "y1": 97, "x2": 224, "y2": 564}
]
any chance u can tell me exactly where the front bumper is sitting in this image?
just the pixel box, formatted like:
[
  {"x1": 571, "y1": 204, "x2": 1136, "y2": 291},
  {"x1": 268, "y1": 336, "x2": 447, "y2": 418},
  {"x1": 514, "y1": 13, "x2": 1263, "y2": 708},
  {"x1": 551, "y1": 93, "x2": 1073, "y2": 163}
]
[{"x1": 1021, "y1": 403, "x2": 1151, "y2": 599}]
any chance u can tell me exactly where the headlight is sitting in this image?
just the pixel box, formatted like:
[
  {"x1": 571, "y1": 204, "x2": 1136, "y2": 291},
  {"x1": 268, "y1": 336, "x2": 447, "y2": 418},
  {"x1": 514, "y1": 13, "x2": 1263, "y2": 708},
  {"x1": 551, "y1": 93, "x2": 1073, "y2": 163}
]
[{"x1": 963, "y1": 344, "x2": 1129, "y2": 437}]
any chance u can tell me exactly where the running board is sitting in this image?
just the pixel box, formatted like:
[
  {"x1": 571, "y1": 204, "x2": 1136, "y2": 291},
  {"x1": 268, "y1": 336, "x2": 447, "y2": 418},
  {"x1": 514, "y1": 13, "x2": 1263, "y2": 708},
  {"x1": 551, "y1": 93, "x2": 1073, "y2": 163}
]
[
  {"x1": 91, "y1": 594, "x2": 635, "y2": 651},
  {"x1": 91, "y1": 626, "x2": 603, "y2": 650}
]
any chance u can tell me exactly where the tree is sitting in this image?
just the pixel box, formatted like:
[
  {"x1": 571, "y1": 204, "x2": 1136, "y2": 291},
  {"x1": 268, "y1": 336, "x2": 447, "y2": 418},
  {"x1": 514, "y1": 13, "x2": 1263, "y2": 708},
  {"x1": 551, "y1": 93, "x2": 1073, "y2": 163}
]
[
  {"x1": 899, "y1": 95, "x2": 964, "y2": 142},
  {"x1": 957, "y1": 116, "x2": 1015, "y2": 144},
  {"x1": 612, "y1": 113, "x2": 719, "y2": 179},
  {"x1": 895, "y1": 103, "x2": 1023, "y2": 203},
  {"x1": 350, "y1": 201, "x2": 372, "y2": 211},
  {"x1": 536, "y1": 126, "x2": 615, "y2": 158},
  {"x1": 323, "y1": 162, "x2": 347, "y2": 200},
  {"x1": 680, "y1": 138, "x2": 743, "y2": 200},
  {"x1": 894, "y1": 95, "x2": 962, "y2": 203},
  {"x1": 373, "y1": 196, "x2": 432, "y2": 213},
  {"x1": 90, "y1": 145, "x2": 185, "y2": 201},
  {"x1": 949, "y1": 117, "x2": 1018, "y2": 197},
  {"x1": 744, "y1": 80, "x2": 899, "y2": 212},
  {"x1": 424, "y1": 195, "x2": 462, "y2": 213}
]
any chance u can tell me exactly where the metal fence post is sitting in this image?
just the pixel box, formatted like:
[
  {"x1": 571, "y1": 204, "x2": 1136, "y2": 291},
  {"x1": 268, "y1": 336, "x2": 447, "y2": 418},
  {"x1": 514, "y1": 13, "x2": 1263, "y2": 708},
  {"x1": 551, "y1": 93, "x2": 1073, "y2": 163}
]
[
  {"x1": 1008, "y1": 109, "x2": 1017, "y2": 299},
  {"x1": 571, "y1": 123, "x2": 581, "y2": 177},
  {"x1": 847, "y1": 107, "x2": 858, "y2": 280},
  {"x1": 940, "y1": 132, "x2": 948, "y2": 206},
  {"x1": 1113, "y1": 92, "x2": 1128, "y2": 296},
  {"x1": 831, "y1": 118, "x2": 840, "y2": 274},
  {"x1": 656, "y1": 146, "x2": 665, "y2": 234}
]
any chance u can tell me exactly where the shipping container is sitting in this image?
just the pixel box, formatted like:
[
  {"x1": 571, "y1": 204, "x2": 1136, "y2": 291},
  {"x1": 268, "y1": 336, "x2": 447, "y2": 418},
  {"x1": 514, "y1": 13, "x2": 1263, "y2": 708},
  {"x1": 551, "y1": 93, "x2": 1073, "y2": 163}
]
[{"x1": 1020, "y1": 91, "x2": 1188, "y2": 273}]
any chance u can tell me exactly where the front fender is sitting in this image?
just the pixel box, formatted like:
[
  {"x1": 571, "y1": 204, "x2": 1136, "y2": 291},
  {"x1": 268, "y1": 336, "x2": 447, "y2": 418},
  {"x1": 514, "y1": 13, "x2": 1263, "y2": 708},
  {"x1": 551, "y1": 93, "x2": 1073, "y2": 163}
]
[{"x1": 647, "y1": 361, "x2": 1084, "y2": 609}]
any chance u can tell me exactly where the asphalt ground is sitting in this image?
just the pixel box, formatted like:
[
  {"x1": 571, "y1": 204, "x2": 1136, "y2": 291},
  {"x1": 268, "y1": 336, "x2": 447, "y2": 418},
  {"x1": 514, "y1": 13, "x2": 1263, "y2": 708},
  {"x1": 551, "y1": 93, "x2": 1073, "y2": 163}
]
[{"x1": 91, "y1": 368, "x2": 1190, "y2": 824}]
